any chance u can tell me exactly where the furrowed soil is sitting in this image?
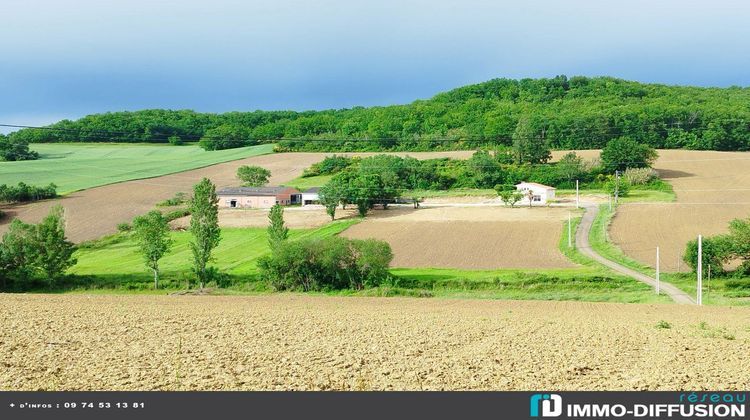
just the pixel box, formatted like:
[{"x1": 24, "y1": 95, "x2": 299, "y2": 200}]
[
  {"x1": 340, "y1": 206, "x2": 576, "y2": 269},
  {"x1": 609, "y1": 150, "x2": 750, "y2": 271},
  {"x1": 1, "y1": 294, "x2": 748, "y2": 391},
  {"x1": 0, "y1": 151, "x2": 472, "y2": 243}
]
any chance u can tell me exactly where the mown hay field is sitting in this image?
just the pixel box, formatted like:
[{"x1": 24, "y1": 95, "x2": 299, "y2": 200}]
[
  {"x1": 1, "y1": 294, "x2": 748, "y2": 391},
  {"x1": 610, "y1": 150, "x2": 750, "y2": 271},
  {"x1": 340, "y1": 206, "x2": 577, "y2": 269}
]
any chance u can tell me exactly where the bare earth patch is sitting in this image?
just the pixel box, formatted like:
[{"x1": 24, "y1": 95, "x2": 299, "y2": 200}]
[
  {"x1": 1, "y1": 294, "x2": 748, "y2": 391},
  {"x1": 610, "y1": 150, "x2": 750, "y2": 271},
  {"x1": 172, "y1": 206, "x2": 360, "y2": 230},
  {"x1": 340, "y1": 206, "x2": 576, "y2": 269}
]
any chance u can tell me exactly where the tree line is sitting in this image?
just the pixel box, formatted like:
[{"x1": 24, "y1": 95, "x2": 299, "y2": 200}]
[
  {"x1": 5, "y1": 76, "x2": 750, "y2": 154},
  {"x1": 315, "y1": 137, "x2": 659, "y2": 218}
]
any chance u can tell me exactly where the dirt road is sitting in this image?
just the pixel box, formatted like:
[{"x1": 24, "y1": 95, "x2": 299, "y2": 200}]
[{"x1": 576, "y1": 204, "x2": 695, "y2": 304}]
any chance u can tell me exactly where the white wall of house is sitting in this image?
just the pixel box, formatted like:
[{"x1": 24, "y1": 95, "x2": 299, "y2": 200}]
[
  {"x1": 516, "y1": 182, "x2": 556, "y2": 205},
  {"x1": 301, "y1": 192, "x2": 320, "y2": 206}
]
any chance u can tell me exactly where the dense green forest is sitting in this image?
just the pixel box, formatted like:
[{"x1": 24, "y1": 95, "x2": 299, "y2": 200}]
[{"x1": 7, "y1": 76, "x2": 750, "y2": 152}]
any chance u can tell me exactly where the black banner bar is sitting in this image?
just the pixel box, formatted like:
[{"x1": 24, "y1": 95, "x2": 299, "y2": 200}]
[{"x1": 0, "y1": 391, "x2": 746, "y2": 420}]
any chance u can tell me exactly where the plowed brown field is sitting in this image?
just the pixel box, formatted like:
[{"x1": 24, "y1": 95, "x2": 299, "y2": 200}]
[
  {"x1": 610, "y1": 150, "x2": 750, "y2": 271},
  {"x1": 0, "y1": 151, "x2": 472, "y2": 242},
  {"x1": 2, "y1": 294, "x2": 748, "y2": 391},
  {"x1": 340, "y1": 206, "x2": 576, "y2": 269}
]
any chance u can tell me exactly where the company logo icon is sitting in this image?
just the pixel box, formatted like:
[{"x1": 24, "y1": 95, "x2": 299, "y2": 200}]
[{"x1": 530, "y1": 394, "x2": 563, "y2": 417}]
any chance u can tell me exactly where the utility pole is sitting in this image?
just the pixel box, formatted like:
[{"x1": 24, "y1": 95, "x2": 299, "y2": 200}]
[
  {"x1": 614, "y1": 170, "x2": 620, "y2": 205},
  {"x1": 575, "y1": 179, "x2": 580, "y2": 209},
  {"x1": 707, "y1": 264, "x2": 711, "y2": 295},
  {"x1": 656, "y1": 246, "x2": 660, "y2": 295},
  {"x1": 697, "y1": 235, "x2": 703, "y2": 306},
  {"x1": 568, "y1": 212, "x2": 572, "y2": 248}
]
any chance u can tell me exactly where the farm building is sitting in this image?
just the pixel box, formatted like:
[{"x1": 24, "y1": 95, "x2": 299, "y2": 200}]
[
  {"x1": 217, "y1": 186, "x2": 301, "y2": 209},
  {"x1": 515, "y1": 182, "x2": 556, "y2": 205},
  {"x1": 301, "y1": 187, "x2": 320, "y2": 206}
]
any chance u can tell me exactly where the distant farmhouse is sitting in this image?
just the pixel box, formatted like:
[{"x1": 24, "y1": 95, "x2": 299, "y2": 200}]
[
  {"x1": 515, "y1": 182, "x2": 556, "y2": 205},
  {"x1": 217, "y1": 186, "x2": 301, "y2": 209},
  {"x1": 301, "y1": 187, "x2": 320, "y2": 206}
]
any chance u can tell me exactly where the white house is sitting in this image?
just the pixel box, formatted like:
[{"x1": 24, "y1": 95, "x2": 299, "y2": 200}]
[
  {"x1": 515, "y1": 182, "x2": 556, "y2": 205},
  {"x1": 301, "y1": 187, "x2": 320, "y2": 206}
]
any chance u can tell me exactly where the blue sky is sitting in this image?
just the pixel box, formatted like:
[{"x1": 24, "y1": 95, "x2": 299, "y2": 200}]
[{"x1": 1, "y1": 0, "x2": 749, "y2": 132}]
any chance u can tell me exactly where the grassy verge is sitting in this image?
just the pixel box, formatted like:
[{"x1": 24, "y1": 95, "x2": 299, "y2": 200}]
[
  {"x1": 388, "y1": 267, "x2": 670, "y2": 303},
  {"x1": 664, "y1": 273, "x2": 750, "y2": 306},
  {"x1": 557, "y1": 184, "x2": 676, "y2": 203},
  {"x1": 588, "y1": 204, "x2": 658, "y2": 274}
]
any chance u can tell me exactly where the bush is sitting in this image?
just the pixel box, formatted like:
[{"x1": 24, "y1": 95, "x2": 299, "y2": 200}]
[
  {"x1": 603, "y1": 176, "x2": 630, "y2": 197},
  {"x1": 623, "y1": 167, "x2": 657, "y2": 185},
  {"x1": 167, "y1": 135, "x2": 184, "y2": 145},
  {"x1": 258, "y1": 236, "x2": 393, "y2": 291},
  {"x1": 163, "y1": 208, "x2": 190, "y2": 222},
  {"x1": 302, "y1": 155, "x2": 353, "y2": 177},
  {"x1": 156, "y1": 192, "x2": 188, "y2": 207},
  {"x1": 0, "y1": 182, "x2": 57, "y2": 204},
  {"x1": 116, "y1": 222, "x2": 132, "y2": 232}
]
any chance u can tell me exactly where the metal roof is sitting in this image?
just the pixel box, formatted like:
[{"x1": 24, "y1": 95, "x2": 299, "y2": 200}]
[
  {"x1": 515, "y1": 182, "x2": 556, "y2": 190},
  {"x1": 217, "y1": 186, "x2": 298, "y2": 196}
]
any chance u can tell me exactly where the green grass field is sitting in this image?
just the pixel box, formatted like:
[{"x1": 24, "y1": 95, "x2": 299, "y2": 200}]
[
  {"x1": 0, "y1": 143, "x2": 275, "y2": 194},
  {"x1": 69, "y1": 220, "x2": 358, "y2": 289}
]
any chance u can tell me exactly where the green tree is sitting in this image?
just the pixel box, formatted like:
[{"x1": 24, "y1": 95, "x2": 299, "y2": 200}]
[
  {"x1": 267, "y1": 204, "x2": 289, "y2": 251},
  {"x1": 555, "y1": 152, "x2": 584, "y2": 184},
  {"x1": 497, "y1": 189, "x2": 524, "y2": 207},
  {"x1": 683, "y1": 235, "x2": 733, "y2": 275},
  {"x1": 33, "y1": 206, "x2": 76, "y2": 283},
  {"x1": 0, "y1": 135, "x2": 39, "y2": 161},
  {"x1": 133, "y1": 210, "x2": 173, "y2": 289},
  {"x1": 600, "y1": 137, "x2": 658, "y2": 172},
  {"x1": 319, "y1": 179, "x2": 346, "y2": 220},
  {"x1": 236, "y1": 165, "x2": 271, "y2": 187},
  {"x1": 189, "y1": 178, "x2": 221, "y2": 288},
  {"x1": 0, "y1": 220, "x2": 37, "y2": 289},
  {"x1": 512, "y1": 116, "x2": 551, "y2": 164},
  {"x1": 466, "y1": 150, "x2": 505, "y2": 188}
]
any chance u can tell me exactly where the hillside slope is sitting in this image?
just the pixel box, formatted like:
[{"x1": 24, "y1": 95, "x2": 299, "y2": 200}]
[{"x1": 7, "y1": 76, "x2": 750, "y2": 152}]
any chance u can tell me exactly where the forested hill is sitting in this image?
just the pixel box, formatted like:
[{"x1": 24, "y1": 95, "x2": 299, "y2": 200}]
[{"x1": 8, "y1": 76, "x2": 750, "y2": 152}]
